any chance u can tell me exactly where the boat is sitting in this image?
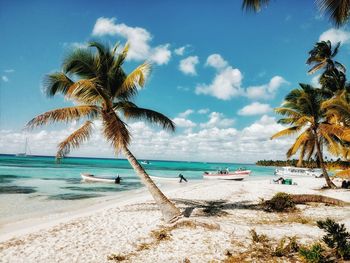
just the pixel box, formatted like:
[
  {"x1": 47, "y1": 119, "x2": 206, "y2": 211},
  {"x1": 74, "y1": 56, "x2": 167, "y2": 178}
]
[
  {"x1": 16, "y1": 138, "x2": 31, "y2": 157},
  {"x1": 274, "y1": 167, "x2": 323, "y2": 177},
  {"x1": 203, "y1": 168, "x2": 251, "y2": 181},
  {"x1": 81, "y1": 173, "x2": 119, "y2": 184},
  {"x1": 150, "y1": 176, "x2": 181, "y2": 182},
  {"x1": 141, "y1": 160, "x2": 150, "y2": 165}
]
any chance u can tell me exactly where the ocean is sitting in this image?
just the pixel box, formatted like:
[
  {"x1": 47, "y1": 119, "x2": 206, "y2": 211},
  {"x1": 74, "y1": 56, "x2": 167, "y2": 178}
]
[{"x1": 0, "y1": 154, "x2": 275, "y2": 225}]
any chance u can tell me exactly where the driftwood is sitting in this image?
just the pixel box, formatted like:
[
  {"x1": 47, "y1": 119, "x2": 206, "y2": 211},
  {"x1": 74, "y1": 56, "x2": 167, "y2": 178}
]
[{"x1": 289, "y1": 194, "x2": 350, "y2": 206}]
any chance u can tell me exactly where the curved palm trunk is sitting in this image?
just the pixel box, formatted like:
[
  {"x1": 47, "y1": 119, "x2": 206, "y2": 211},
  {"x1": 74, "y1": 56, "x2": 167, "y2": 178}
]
[
  {"x1": 121, "y1": 145, "x2": 182, "y2": 222},
  {"x1": 313, "y1": 130, "x2": 337, "y2": 188}
]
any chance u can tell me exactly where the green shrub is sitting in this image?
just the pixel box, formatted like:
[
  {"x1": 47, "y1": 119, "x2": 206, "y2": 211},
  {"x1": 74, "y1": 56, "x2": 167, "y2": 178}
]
[
  {"x1": 317, "y1": 218, "x2": 350, "y2": 260},
  {"x1": 299, "y1": 243, "x2": 329, "y2": 263},
  {"x1": 263, "y1": 192, "x2": 296, "y2": 212}
]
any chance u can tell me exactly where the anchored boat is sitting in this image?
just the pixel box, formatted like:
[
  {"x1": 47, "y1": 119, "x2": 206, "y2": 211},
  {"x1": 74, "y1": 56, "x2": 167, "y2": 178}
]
[
  {"x1": 203, "y1": 168, "x2": 251, "y2": 181},
  {"x1": 81, "y1": 173, "x2": 120, "y2": 184}
]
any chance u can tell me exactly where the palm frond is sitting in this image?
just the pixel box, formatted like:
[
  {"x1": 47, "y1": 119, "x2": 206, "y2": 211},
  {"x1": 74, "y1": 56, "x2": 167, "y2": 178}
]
[
  {"x1": 26, "y1": 106, "x2": 100, "y2": 129},
  {"x1": 115, "y1": 62, "x2": 151, "y2": 99},
  {"x1": 43, "y1": 72, "x2": 74, "y2": 97},
  {"x1": 65, "y1": 78, "x2": 105, "y2": 104},
  {"x1": 274, "y1": 107, "x2": 302, "y2": 118},
  {"x1": 316, "y1": 0, "x2": 350, "y2": 27},
  {"x1": 101, "y1": 110, "x2": 130, "y2": 152},
  {"x1": 62, "y1": 48, "x2": 97, "y2": 78},
  {"x1": 242, "y1": 0, "x2": 270, "y2": 12},
  {"x1": 114, "y1": 101, "x2": 175, "y2": 132},
  {"x1": 56, "y1": 121, "x2": 93, "y2": 158},
  {"x1": 286, "y1": 131, "x2": 310, "y2": 158},
  {"x1": 307, "y1": 61, "x2": 327, "y2": 75},
  {"x1": 271, "y1": 126, "x2": 302, "y2": 139}
]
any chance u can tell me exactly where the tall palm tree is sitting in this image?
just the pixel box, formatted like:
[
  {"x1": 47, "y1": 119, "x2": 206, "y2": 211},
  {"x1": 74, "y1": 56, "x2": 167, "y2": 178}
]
[
  {"x1": 272, "y1": 84, "x2": 350, "y2": 188},
  {"x1": 242, "y1": 0, "x2": 350, "y2": 27},
  {"x1": 26, "y1": 41, "x2": 181, "y2": 222}
]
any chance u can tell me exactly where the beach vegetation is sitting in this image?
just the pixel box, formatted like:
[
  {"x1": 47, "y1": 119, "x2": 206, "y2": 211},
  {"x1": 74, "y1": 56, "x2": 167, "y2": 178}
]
[
  {"x1": 299, "y1": 243, "x2": 329, "y2": 263},
  {"x1": 242, "y1": 0, "x2": 350, "y2": 27},
  {"x1": 26, "y1": 41, "x2": 181, "y2": 222},
  {"x1": 262, "y1": 192, "x2": 296, "y2": 212}
]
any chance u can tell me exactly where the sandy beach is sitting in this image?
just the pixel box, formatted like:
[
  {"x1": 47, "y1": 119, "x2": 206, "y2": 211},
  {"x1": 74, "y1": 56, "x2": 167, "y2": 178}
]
[{"x1": 0, "y1": 176, "x2": 349, "y2": 263}]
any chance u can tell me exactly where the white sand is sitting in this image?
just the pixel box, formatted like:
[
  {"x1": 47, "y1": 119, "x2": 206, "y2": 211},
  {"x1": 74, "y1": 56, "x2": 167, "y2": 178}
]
[{"x1": 0, "y1": 177, "x2": 349, "y2": 263}]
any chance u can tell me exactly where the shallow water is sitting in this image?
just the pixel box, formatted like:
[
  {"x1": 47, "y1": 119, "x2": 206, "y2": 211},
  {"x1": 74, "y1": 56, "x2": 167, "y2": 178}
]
[{"x1": 0, "y1": 154, "x2": 275, "y2": 225}]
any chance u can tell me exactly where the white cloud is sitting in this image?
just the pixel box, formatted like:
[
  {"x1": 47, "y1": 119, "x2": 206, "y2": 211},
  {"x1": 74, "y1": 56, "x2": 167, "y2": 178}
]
[
  {"x1": 63, "y1": 42, "x2": 88, "y2": 49},
  {"x1": 238, "y1": 102, "x2": 272, "y2": 116},
  {"x1": 246, "y1": 76, "x2": 289, "y2": 100},
  {"x1": 206, "y1": 54, "x2": 228, "y2": 70},
  {"x1": 178, "y1": 109, "x2": 194, "y2": 118},
  {"x1": 174, "y1": 45, "x2": 189, "y2": 56},
  {"x1": 92, "y1": 17, "x2": 171, "y2": 65},
  {"x1": 195, "y1": 66, "x2": 243, "y2": 100},
  {"x1": 4, "y1": 69, "x2": 14, "y2": 73},
  {"x1": 200, "y1": 112, "x2": 234, "y2": 128},
  {"x1": 319, "y1": 28, "x2": 350, "y2": 45},
  {"x1": 172, "y1": 117, "x2": 196, "y2": 128},
  {"x1": 311, "y1": 74, "x2": 321, "y2": 88},
  {"x1": 198, "y1": 108, "x2": 209, "y2": 114},
  {"x1": 2, "y1": 76, "x2": 9, "y2": 82},
  {"x1": 179, "y1": 56, "x2": 199, "y2": 75},
  {"x1": 0, "y1": 115, "x2": 296, "y2": 163}
]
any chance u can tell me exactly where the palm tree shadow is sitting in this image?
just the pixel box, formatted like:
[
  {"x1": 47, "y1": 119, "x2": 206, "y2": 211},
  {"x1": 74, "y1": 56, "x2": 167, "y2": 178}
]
[{"x1": 173, "y1": 198, "x2": 261, "y2": 218}]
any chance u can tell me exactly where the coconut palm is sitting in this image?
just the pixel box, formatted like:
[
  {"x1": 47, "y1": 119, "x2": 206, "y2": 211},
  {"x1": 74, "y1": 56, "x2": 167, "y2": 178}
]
[
  {"x1": 272, "y1": 84, "x2": 350, "y2": 188},
  {"x1": 307, "y1": 41, "x2": 346, "y2": 96},
  {"x1": 26, "y1": 41, "x2": 181, "y2": 222},
  {"x1": 242, "y1": 0, "x2": 350, "y2": 27}
]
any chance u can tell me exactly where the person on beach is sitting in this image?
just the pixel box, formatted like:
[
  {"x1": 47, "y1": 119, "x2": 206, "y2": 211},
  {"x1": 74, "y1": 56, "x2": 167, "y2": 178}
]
[
  {"x1": 115, "y1": 175, "x2": 121, "y2": 184},
  {"x1": 273, "y1": 177, "x2": 285, "y2": 184},
  {"x1": 179, "y1": 174, "x2": 187, "y2": 183}
]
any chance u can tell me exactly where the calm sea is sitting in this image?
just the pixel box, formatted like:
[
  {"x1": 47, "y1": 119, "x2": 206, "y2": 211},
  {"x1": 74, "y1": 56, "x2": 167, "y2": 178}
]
[{"x1": 0, "y1": 154, "x2": 275, "y2": 225}]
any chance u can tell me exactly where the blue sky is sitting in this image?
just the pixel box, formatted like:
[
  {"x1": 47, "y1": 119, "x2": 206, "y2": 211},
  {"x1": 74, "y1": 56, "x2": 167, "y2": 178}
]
[{"x1": 1, "y1": 0, "x2": 350, "y2": 162}]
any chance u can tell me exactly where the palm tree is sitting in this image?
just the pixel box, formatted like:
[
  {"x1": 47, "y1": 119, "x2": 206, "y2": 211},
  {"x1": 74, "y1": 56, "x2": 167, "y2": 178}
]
[
  {"x1": 307, "y1": 41, "x2": 346, "y2": 96},
  {"x1": 272, "y1": 84, "x2": 350, "y2": 188},
  {"x1": 242, "y1": 0, "x2": 350, "y2": 27},
  {"x1": 26, "y1": 41, "x2": 181, "y2": 222}
]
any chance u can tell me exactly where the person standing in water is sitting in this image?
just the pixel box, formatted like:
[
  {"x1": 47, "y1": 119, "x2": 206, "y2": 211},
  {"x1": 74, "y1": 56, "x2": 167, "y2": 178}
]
[{"x1": 178, "y1": 174, "x2": 187, "y2": 183}]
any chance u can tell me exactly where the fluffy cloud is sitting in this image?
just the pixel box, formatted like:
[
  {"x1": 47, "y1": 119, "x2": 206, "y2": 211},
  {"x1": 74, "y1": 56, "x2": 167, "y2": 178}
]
[
  {"x1": 92, "y1": 17, "x2": 171, "y2": 65},
  {"x1": 174, "y1": 45, "x2": 189, "y2": 56},
  {"x1": 195, "y1": 66, "x2": 243, "y2": 100},
  {"x1": 319, "y1": 28, "x2": 350, "y2": 45},
  {"x1": 200, "y1": 112, "x2": 234, "y2": 128},
  {"x1": 179, "y1": 56, "x2": 199, "y2": 75},
  {"x1": 172, "y1": 117, "x2": 196, "y2": 128},
  {"x1": 206, "y1": 54, "x2": 228, "y2": 70},
  {"x1": 2, "y1": 76, "x2": 9, "y2": 82},
  {"x1": 311, "y1": 74, "x2": 321, "y2": 88},
  {"x1": 178, "y1": 109, "x2": 194, "y2": 118},
  {"x1": 0, "y1": 114, "x2": 296, "y2": 163},
  {"x1": 246, "y1": 76, "x2": 289, "y2": 100},
  {"x1": 238, "y1": 102, "x2": 272, "y2": 116},
  {"x1": 198, "y1": 108, "x2": 209, "y2": 114}
]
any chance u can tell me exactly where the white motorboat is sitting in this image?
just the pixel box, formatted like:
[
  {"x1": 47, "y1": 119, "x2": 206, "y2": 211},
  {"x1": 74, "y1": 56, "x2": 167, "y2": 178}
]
[
  {"x1": 203, "y1": 168, "x2": 251, "y2": 181},
  {"x1": 274, "y1": 167, "x2": 323, "y2": 177},
  {"x1": 150, "y1": 176, "x2": 180, "y2": 182},
  {"x1": 141, "y1": 160, "x2": 150, "y2": 165},
  {"x1": 81, "y1": 173, "x2": 119, "y2": 184}
]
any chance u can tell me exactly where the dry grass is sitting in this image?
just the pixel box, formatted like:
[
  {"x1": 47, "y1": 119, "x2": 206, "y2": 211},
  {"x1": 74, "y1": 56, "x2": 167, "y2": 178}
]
[
  {"x1": 107, "y1": 253, "x2": 128, "y2": 262},
  {"x1": 253, "y1": 212, "x2": 315, "y2": 226},
  {"x1": 223, "y1": 229, "x2": 301, "y2": 263}
]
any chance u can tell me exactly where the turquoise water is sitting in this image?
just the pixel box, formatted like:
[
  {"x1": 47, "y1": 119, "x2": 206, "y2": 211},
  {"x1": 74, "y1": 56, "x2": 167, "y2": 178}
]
[{"x1": 0, "y1": 154, "x2": 275, "y2": 224}]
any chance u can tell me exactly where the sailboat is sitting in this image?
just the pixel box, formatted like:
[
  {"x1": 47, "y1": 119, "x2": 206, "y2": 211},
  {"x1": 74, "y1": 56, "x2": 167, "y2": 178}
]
[{"x1": 16, "y1": 138, "x2": 30, "y2": 157}]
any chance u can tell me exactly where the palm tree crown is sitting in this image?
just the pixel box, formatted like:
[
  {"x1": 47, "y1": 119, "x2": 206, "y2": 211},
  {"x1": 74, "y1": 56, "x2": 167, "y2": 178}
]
[{"x1": 272, "y1": 84, "x2": 350, "y2": 188}]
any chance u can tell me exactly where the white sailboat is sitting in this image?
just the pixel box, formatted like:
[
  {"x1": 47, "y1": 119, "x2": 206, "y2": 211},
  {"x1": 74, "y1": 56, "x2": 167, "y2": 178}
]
[{"x1": 16, "y1": 138, "x2": 30, "y2": 157}]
